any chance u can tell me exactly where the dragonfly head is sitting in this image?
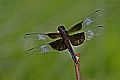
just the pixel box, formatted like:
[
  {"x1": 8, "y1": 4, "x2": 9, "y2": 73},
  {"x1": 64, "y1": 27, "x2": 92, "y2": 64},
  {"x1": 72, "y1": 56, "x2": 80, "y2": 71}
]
[{"x1": 58, "y1": 25, "x2": 65, "y2": 31}]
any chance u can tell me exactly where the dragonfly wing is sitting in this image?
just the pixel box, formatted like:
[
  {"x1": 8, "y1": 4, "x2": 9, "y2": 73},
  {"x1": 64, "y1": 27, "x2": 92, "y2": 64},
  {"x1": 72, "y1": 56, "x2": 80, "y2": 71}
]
[
  {"x1": 24, "y1": 32, "x2": 61, "y2": 40},
  {"x1": 45, "y1": 33, "x2": 61, "y2": 39},
  {"x1": 69, "y1": 25, "x2": 103, "y2": 46},
  {"x1": 82, "y1": 9, "x2": 102, "y2": 27},
  {"x1": 69, "y1": 32, "x2": 85, "y2": 46},
  {"x1": 27, "y1": 39, "x2": 68, "y2": 54},
  {"x1": 68, "y1": 21, "x2": 83, "y2": 34},
  {"x1": 85, "y1": 25, "x2": 103, "y2": 40},
  {"x1": 24, "y1": 33, "x2": 48, "y2": 41},
  {"x1": 67, "y1": 10, "x2": 102, "y2": 34},
  {"x1": 27, "y1": 44, "x2": 54, "y2": 54},
  {"x1": 49, "y1": 39, "x2": 67, "y2": 51}
]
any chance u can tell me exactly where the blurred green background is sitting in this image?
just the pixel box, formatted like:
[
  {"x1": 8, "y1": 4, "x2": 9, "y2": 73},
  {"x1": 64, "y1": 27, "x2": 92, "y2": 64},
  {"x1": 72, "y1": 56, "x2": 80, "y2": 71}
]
[{"x1": 0, "y1": 0, "x2": 120, "y2": 80}]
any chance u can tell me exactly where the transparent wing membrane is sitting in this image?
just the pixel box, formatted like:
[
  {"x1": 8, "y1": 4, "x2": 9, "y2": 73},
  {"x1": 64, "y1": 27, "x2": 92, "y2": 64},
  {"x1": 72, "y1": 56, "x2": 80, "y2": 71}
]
[
  {"x1": 82, "y1": 9, "x2": 102, "y2": 27},
  {"x1": 27, "y1": 44, "x2": 55, "y2": 54},
  {"x1": 24, "y1": 32, "x2": 61, "y2": 41},
  {"x1": 24, "y1": 33, "x2": 48, "y2": 41},
  {"x1": 85, "y1": 25, "x2": 103, "y2": 40}
]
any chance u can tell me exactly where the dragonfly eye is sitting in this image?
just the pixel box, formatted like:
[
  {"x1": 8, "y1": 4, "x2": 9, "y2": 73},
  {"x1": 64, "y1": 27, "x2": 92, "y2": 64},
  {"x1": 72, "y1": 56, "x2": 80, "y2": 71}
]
[{"x1": 58, "y1": 26, "x2": 65, "y2": 31}]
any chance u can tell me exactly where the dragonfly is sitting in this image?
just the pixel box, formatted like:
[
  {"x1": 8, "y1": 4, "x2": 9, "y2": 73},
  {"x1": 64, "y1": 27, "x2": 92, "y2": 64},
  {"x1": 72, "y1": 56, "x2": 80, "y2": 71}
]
[{"x1": 24, "y1": 10, "x2": 103, "y2": 64}]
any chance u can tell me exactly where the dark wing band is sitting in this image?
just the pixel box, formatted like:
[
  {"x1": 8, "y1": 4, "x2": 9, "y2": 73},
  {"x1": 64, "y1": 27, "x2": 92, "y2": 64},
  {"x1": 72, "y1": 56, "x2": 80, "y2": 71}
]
[
  {"x1": 49, "y1": 39, "x2": 67, "y2": 51},
  {"x1": 69, "y1": 32, "x2": 85, "y2": 46}
]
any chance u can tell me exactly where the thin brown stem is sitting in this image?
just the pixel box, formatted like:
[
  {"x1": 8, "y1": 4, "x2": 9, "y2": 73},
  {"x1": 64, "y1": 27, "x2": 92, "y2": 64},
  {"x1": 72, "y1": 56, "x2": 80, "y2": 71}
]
[{"x1": 74, "y1": 62, "x2": 81, "y2": 80}]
